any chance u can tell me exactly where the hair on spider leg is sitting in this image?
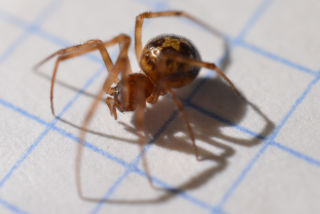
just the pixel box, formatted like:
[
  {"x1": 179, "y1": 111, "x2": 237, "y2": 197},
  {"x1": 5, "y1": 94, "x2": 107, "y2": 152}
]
[{"x1": 34, "y1": 10, "x2": 273, "y2": 202}]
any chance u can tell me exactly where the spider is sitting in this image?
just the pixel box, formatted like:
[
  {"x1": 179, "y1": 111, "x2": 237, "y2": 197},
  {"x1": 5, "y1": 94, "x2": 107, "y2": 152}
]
[{"x1": 34, "y1": 11, "x2": 239, "y2": 198}]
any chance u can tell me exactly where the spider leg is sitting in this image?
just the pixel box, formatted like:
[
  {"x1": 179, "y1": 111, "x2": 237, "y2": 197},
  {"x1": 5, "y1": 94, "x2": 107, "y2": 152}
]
[
  {"x1": 167, "y1": 87, "x2": 200, "y2": 160},
  {"x1": 135, "y1": 86, "x2": 157, "y2": 188},
  {"x1": 76, "y1": 35, "x2": 131, "y2": 200},
  {"x1": 34, "y1": 34, "x2": 130, "y2": 115},
  {"x1": 135, "y1": 10, "x2": 225, "y2": 60},
  {"x1": 106, "y1": 97, "x2": 119, "y2": 120},
  {"x1": 160, "y1": 53, "x2": 240, "y2": 95}
]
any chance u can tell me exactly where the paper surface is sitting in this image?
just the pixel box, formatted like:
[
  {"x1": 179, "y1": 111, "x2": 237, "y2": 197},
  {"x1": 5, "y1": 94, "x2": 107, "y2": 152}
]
[{"x1": 0, "y1": 0, "x2": 320, "y2": 213}]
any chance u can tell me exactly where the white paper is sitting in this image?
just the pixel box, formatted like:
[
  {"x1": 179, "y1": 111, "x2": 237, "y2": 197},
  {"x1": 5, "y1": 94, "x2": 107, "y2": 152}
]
[{"x1": 0, "y1": 0, "x2": 319, "y2": 213}]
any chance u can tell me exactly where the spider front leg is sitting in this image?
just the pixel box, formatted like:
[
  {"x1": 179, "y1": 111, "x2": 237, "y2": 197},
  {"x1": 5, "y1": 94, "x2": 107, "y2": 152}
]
[
  {"x1": 76, "y1": 57, "x2": 128, "y2": 200},
  {"x1": 34, "y1": 34, "x2": 130, "y2": 115},
  {"x1": 135, "y1": 86, "x2": 159, "y2": 189},
  {"x1": 70, "y1": 35, "x2": 131, "y2": 200},
  {"x1": 166, "y1": 87, "x2": 200, "y2": 160}
]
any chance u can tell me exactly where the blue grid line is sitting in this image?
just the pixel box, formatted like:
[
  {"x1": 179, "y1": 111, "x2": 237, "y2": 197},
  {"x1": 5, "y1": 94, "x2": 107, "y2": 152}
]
[
  {"x1": 132, "y1": 166, "x2": 213, "y2": 210},
  {"x1": 33, "y1": 29, "x2": 107, "y2": 64},
  {"x1": 30, "y1": 0, "x2": 62, "y2": 26},
  {"x1": 238, "y1": 41, "x2": 317, "y2": 76},
  {"x1": 0, "y1": 8, "x2": 103, "y2": 65},
  {"x1": 0, "y1": 127, "x2": 51, "y2": 188},
  {"x1": 135, "y1": 0, "x2": 169, "y2": 11},
  {"x1": 0, "y1": 31, "x2": 31, "y2": 64},
  {"x1": 0, "y1": 0, "x2": 63, "y2": 64},
  {"x1": 0, "y1": 198, "x2": 28, "y2": 214},
  {"x1": 52, "y1": 126, "x2": 130, "y2": 169},
  {"x1": 0, "y1": 9, "x2": 27, "y2": 29},
  {"x1": 0, "y1": 7, "x2": 109, "y2": 67},
  {"x1": 186, "y1": 100, "x2": 266, "y2": 140},
  {"x1": 0, "y1": 98, "x2": 48, "y2": 126},
  {"x1": 211, "y1": 208, "x2": 226, "y2": 214},
  {"x1": 0, "y1": 66, "x2": 104, "y2": 189},
  {"x1": 217, "y1": 72, "x2": 320, "y2": 209},
  {"x1": 92, "y1": 166, "x2": 214, "y2": 213},
  {"x1": 236, "y1": 0, "x2": 273, "y2": 41},
  {"x1": 186, "y1": 0, "x2": 274, "y2": 102},
  {"x1": 91, "y1": 170, "x2": 132, "y2": 214},
  {"x1": 270, "y1": 141, "x2": 320, "y2": 168}
]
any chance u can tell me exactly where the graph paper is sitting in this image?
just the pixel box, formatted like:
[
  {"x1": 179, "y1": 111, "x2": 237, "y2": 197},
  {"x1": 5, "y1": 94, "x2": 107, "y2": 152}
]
[{"x1": 0, "y1": 0, "x2": 320, "y2": 213}]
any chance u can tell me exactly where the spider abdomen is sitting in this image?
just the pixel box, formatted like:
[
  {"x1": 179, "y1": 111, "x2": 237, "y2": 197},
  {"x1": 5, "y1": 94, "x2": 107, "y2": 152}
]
[{"x1": 140, "y1": 34, "x2": 201, "y2": 89}]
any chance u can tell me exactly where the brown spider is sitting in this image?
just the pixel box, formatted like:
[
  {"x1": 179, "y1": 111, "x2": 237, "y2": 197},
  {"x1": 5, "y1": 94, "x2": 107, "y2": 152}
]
[{"x1": 34, "y1": 11, "x2": 239, "y2": 198}]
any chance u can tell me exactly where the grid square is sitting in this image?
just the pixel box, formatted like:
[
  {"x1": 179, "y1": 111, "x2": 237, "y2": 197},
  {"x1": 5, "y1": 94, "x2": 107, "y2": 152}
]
[
  {"x1": 98, "y1": 173, "x2": 209, "y2": 214},
  {"x1": 0, "y1": 19, "x2": 24, "y2": 57},
  {"x1": 275, "y1": 77, "x2": 320, "y2": 162},
  {"x1": 244, "y1": 0, "x2": 320, "y2": 71},
  {"x1": 137, "y1": 107, "x2": 266, "y2": 205},
  {"x1": 0, "y1": 132, "x2": 127, "y2": 214},
  {"x1": 225, "y1": 146, "x2": 320, "y2": 214},
  {"x1": 190, "y1": 47, "x2": 314, "y2": 137},
  {"x1": 0, "y1": 104, "x2": 44, "y2": 181}
]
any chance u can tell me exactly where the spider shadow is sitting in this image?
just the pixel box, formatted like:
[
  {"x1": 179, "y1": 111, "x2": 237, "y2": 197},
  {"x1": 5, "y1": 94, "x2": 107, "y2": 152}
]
[
  {"x1": 107, "y1": 76, "x2": 275, "y2": 204},
  {"x1": 36, "y1": 67, "x2": 274, "y2": 204}
]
